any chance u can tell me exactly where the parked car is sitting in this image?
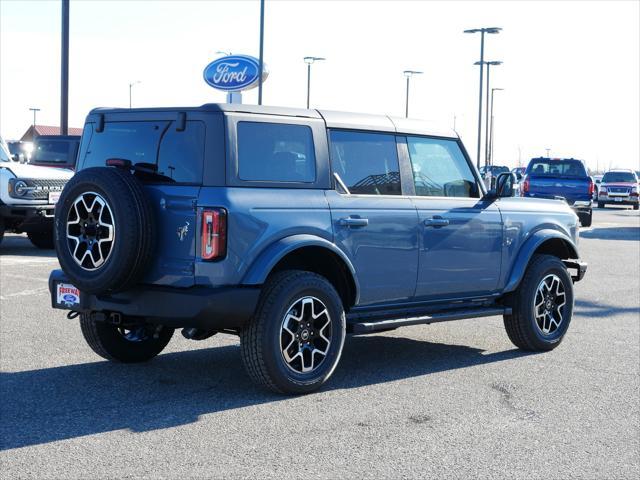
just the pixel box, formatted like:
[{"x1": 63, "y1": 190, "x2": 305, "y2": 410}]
[
  {"x1": 592, "y1": 174, "x2": 603, "y2": 200},
  {"x1": 521, "y1": 157, "x2": 594, "y2": 227},
  {"x1": 0, "y1": 136, "x2": 73, "y2": 247},
  {"x1": 511, "y1": 166, "x2": 526, "y2": 180},
  {"x1": 30, "y1": 135, "x2": 80, "y2": 170},
  {"x1": 6, "y1": 140, "x2": 31, "y2": 163},
  {"x1": 597, "y1": 169, "x2": 639, "y2": 210},
  {"x1": 48, "y1": 104, "x2": 587, "y2": 394}
]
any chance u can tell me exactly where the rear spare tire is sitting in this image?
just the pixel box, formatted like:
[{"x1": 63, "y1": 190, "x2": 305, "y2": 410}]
[{"x1": 54, "y1": 167, "x2": 156, "y2": 294}]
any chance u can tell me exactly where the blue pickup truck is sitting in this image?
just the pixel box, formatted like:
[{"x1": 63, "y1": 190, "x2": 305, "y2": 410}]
[
  {"x1": 521, "y1": 157, "x2": 594, "y2": 227},
  {"x1": 47, "y1": 104, "x2": 587, "y2": 394}
]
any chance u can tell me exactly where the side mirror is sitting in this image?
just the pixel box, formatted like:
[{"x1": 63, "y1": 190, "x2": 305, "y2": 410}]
[{"x1": 486, "y1": 172, "x2": 517, "y2": 199}]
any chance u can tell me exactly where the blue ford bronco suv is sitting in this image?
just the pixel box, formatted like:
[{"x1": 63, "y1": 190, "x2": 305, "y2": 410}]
[{"x1": 49, "y1": 104, "x2": 587, "y2": 394}]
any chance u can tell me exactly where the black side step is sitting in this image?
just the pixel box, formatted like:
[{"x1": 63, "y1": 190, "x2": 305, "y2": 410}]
[{"x1": 348, "y1": 306, "x2": 511, "y2": 334}]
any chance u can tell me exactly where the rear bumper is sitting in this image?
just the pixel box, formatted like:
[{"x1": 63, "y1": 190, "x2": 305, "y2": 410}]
[
  {"x1": 563, "y1": 260, "x2": 588, "y2": 283},
  {"x1": 48, "y1": 270, "x2": 261, "y2": 331}
]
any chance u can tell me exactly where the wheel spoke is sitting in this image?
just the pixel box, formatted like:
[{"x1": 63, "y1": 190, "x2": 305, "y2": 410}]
[
  {"x1": 532, "y1": 273, "x2": 567, "y2": 336},
  {"x1": 280, "y1": 296, "x2": 332, "y2": 375},
  {"x1": 66, "y1": 192, "x2": 115, "y2": 271}
]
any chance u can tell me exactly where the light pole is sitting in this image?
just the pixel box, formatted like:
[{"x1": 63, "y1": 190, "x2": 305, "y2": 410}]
[
  {"x1": 488, "y1": 87, "x2": 504, "y2": 165},
  {"x1": 304, "y1": 57, "x2": 326, "y2": 109},
  {"x1": 61, "y1": 0, "x2": 69, "y2": 135},
  {"x1": 475, "y1": 60, "x2": 502, "y2": 167},
  {"x1": 29, "y1": 107, "x2": 41, "y2": 128},
  {"x1": 129, "y1": 81, "x2": 141, "y2": 108},
  {"x1": 403, "y1": 70, "x2": 423, "y2": 118},
  {"x1": 464, "y1": 27, "x2": 502, "y2": 169}
]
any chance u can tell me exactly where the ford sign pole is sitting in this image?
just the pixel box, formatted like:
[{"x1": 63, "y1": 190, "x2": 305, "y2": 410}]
[
  {"x1": 464, "y1": 27, "x2": 501, "y2": 169},
  {"x1": 258, "y1": 0, "x2": 265, "y2": 105}
]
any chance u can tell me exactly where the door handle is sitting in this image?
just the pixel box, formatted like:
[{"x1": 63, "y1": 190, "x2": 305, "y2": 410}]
[
  {"x1": 424, "y1": 216, "x2": 449, "y2": 228},
  {"x1": 338, "y1": 217, "x2": 369, "y2": 227}
]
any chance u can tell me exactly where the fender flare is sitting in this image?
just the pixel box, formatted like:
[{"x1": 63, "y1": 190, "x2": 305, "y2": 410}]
[
  {"x1": 504, "y1": 229, "x2": 579, "y2": 293},
  {"x1": 241, "y1": 234, "x2": 360, "y2": 303}
]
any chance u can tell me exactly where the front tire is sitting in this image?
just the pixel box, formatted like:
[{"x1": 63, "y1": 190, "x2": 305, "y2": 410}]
[
  {"x1": 503, "y1": 254, "x2": 574, "y2": 351},
  {"x1": 28, "y1": 230, "x2": 55, "y2": 249},
  {"x1": 240, "y1": 270, "x2": 346, "y2": 394},
  {"x1": 80, "y1": 314, "x2": 174, "y2": 363}
]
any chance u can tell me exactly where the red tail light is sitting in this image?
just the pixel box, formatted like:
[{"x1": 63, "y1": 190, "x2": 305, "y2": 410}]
[
  {"x1": 522, "y1": 176, "x2": 530, "y2": 195},
  {"x1": 201, "y1": 209, "x2": 227, "y2": 261},
  {"x1": 588, "y1": 180, "x2": 594, "y2": 196}
]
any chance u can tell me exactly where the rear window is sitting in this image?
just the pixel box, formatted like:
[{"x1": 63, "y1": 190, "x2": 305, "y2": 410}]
[
  {"x1": 526, "y1": 159, "x2": 587, "y2": 177},
  {"x1": 80, "y1": 120, "x2": 205, "y2": 183},
  {"x1": 602, "y1": 171, "x2": 637, "y2": 183},
  {"x1": 31, "y1": 139, "x2": 77, "y2": 165},
  {"x1": 237, "y1": 122, "x2": 316, "y2": 183}
]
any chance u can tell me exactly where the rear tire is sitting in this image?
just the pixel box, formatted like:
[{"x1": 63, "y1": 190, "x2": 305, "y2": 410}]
[
  {"x1": 579, "y1": 210, "x2": 592, "y2": 227},
  {"x1": 597, "y1": 202, "x2": 605, "y2": 209},
  {"x1": 503, "y1": 254, "x2": 574, "y2": 351},
  {"x1": 240, "y1": 270, "x2": 346, "y2": 394},
  {"x1": 80, "y1": 314, "x2": 174, "y2": 363},
  {"x1": 28, "y1": 230, "x2": 55, "y2": 249}
]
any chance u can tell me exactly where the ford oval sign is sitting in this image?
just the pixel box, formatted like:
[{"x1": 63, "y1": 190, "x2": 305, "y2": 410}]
[{"x1": 203, "y1": 55, "x2": 268, "y2": 92}]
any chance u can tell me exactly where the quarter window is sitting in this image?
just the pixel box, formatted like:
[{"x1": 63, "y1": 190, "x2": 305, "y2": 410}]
[
  {"x1": 237, "y1": 122, "x2": 316, "y2": 182},
  {"x1": 407, "y1": 137, "x2": 479, "y2": 198},
  {"x1": 329, "y1": 130, "x2": 401, "y2": 195}
]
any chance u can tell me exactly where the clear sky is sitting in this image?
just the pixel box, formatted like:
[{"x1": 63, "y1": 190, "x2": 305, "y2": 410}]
[{"x1": 1, "y1": 0, "x2": 638, "y2": 171}]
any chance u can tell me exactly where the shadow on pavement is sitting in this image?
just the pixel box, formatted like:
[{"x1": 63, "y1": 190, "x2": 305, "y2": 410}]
[
  {"x1": 575, "y1": 299, "x2": 640, "y2": 318},
  {"x1": 0, "y1": 235, "x2": 56, "y2": 258},
  {"x1": 0, "y1": 335, "x2": 531, "y2": 450},
  {"x1": 580, "y1": 226, "x2": 639, "y2": 241}
]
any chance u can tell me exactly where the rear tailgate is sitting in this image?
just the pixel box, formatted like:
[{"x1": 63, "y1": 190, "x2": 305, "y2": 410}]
[{"x1": 527, "y1": 175, "x2": 592, "y2": 204}]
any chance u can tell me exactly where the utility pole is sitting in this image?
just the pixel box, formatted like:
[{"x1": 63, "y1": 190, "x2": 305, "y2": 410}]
[
  {"x1": 488, "y1": 87, "x2": 504, "y2": 166},
  {"x1": 129, "y1": 81, "x2": 141, "y2": 108},
  {"x1": 60, "y1": 0, "x2": 69, "y2": 135}
]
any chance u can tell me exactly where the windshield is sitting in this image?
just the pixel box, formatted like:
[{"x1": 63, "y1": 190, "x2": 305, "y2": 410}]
[
  {"x1": 31, "y1": 139, "x2": 75, "y2": 165},
  {"x1": 602, "y1": 171, "x2": 637, "y2": 183},
  {"x1": 526, "y1": 159, "x2": 587, "y2": 177}
]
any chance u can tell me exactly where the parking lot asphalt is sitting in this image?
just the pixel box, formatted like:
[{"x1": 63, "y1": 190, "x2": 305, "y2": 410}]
[{"x1": 1, "y1": 207, "x2": 638, "y2": 479}]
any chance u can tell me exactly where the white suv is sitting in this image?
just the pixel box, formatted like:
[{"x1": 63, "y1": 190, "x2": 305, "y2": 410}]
[{"x1": 0, "y1": 136, "x2": 74, "y2": 248}]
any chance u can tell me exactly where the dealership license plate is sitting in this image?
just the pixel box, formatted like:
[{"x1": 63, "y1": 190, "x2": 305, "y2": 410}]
[
  {"x1": 49, "y1": 191, "x2": 61, "y2": 204},
  {"x1": 56, "y1": 283, "x2": 80, "y2": 307}
]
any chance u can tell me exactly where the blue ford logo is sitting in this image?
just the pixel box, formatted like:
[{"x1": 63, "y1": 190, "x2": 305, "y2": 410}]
[
  {"x1": 203, "y1": 55, "x2": 268, "y2": 92},
  {"x1": 63, "y1": 294, "x2": 77, "y2": 303}
]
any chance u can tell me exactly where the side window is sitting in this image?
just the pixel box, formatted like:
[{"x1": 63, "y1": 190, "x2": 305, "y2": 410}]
[
  {"x1": 407, "y1": 137, "x2": 479, "y2": 198},
  {"x1": 329, "y1": 130, "x2": 401, "y2": 195},
  {"x1": 237, "y1": 121, "x2": 316, "y2": 182}
]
